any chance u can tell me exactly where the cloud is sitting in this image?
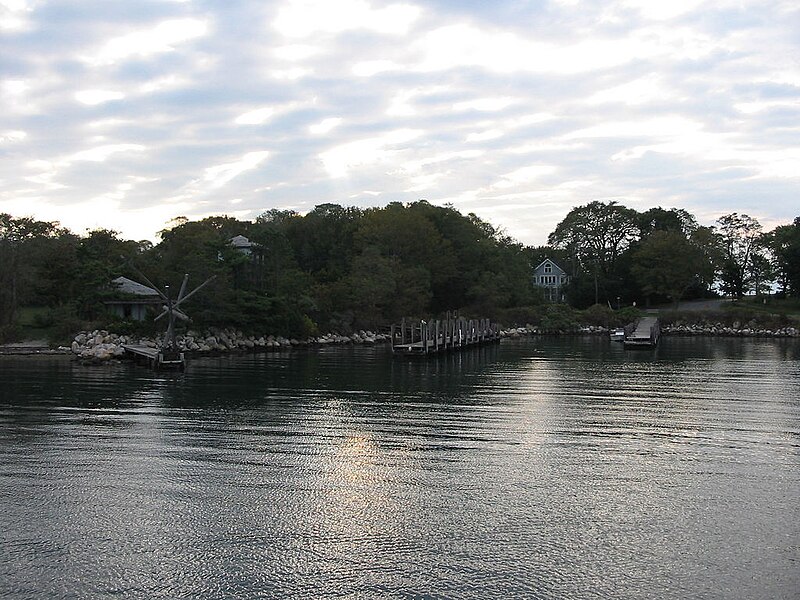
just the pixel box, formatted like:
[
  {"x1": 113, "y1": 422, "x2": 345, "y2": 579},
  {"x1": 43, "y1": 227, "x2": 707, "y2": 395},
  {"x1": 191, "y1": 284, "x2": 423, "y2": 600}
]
[
  {"x1": 0, "y1": 0, "x2": 798, "y2": 247},
  {"x1": 273, "y1": 0, "x2": 420, "y2": 37},
  {"x1": 202, "y1": 151, "x2": 271, "y2": 189},
  {"x1": 75, "y1": 89, "x2": 125, "y2": 105},
  {"x1": 234, "y1": 107, "x2": 275, "y2": 125},
  {"x1": 84, "y1": 18, "x2": 208, "y2": 65},
  {"x1": 0, "y1": 129, "x2": 26, "y2": 143},
  {"x1": 320, "y1": 129, "x2": 423, "y2": 178},
  {"x1": 67, "y1": 144, "x2": 146, "y2": 163},
  {"x1": 309, "y1": 117, "x2": 342, "y2": 134}
]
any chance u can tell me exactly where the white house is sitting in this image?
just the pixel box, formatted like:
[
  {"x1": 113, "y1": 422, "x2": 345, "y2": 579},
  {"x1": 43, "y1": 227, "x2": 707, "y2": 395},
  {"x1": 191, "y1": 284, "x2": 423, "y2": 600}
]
[
  {"x1": 533, "y1": 258, "x2": 570, "y2": 302},
  {"x1": 229, "y1": 234, "x2": 254, "y2": 256}
]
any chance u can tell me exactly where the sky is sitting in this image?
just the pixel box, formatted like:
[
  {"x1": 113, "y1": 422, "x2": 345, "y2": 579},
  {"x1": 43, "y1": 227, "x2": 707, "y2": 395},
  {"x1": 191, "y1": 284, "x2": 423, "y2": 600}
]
[{"x1": 1, "y1": 0, "x2": 799, "y2": 246}]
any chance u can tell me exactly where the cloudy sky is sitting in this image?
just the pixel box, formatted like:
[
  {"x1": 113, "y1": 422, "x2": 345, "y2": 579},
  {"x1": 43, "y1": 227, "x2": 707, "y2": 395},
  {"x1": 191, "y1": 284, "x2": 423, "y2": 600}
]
[{"x1": 1, "y1": 0, "x2": 799, "y2": 245}]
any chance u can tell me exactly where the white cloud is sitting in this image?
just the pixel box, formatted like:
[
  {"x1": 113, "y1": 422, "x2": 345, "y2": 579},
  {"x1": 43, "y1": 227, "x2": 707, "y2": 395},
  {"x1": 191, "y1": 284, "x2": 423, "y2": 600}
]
[
  {"x1": 401, "y1": 150, "x2": 484, "y2": 174},
  {"x1": 75, "y1": 89, "x2": 125, "y2": 105},
  {"x1": 139, "y1": 75, "x2": 188, "y2": 94},
  {"x1": 588, "y1": 74, "x2": 672, "y2": 105},
  {"x1": 352, "y1": 60, "x2": 401, "y2": 77},
  {"x1": 273, "y1": 0, "x2": 420, "y2": 38},
  {"x1": 273, "y1": 44, "x2": 320, "y2": 61},
  {"x1": 0, "y1": 0, "x2": 31, "y2": 30},
  {"x1": 493, "y1": 165, "x2": 557, "y2": 189},
  {"x1": 620, "y1": 0, "x2": 711, "y2": 21},
  {"x1": 466, "y1": 129, "x2": 504, "y2": 142},
  {"x1": 413, "y1": 23, "x2": 721, "y2": 75},
  {"x1": 309, "y1": 117, "x2": 342, "y2": 134},
  {"x1": 320, "y1": 129, "x2": 423, "y2": 177},
  {"x1": 453, "y1": 97, "x2": 516, "y2": 112},
  {"x1": 85, "y1": 18, "x2": 208, "y2": 65},
  {"x1": 271, "y1": 68, "x2": 310, "y2": 80},
  {"x1": 234, "y1": 107, "x2": 275, "y2": 125},
  {"x1": 68, "y1": 144, "x2": 146, "y2": 162},
  {"x1": 203, "y1": 151, "x2": 270, "y2": 189},
  {"x1": 2, "y1": 0, "x2": 798, "y2": 246},
  {"x1": 735, "y1": 99, "x2": 800, "y2": 114},
  {"x1": 564, "y1": 116, "x2": 703, "y2": 140},
  {"x1": 0, "y1": 130, "x2": 26, "y2": 143}
]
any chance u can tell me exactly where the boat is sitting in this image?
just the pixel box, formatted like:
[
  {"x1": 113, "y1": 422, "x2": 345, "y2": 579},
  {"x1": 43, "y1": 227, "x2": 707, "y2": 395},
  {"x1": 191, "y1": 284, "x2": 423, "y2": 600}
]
[{"x1": 610, "y1": 328, "x2": 626, "y2": 342}]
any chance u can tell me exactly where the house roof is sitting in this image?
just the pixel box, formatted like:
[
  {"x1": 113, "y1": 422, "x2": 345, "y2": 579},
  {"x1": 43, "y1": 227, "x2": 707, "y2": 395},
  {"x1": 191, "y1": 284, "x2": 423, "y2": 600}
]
[
  {"x1": 230, "y1": 234, "x2": 253, "y2": 248},
  {"x1": 533, "y1": 258, "x2": 567, "y2": 274},
  {"x1": 112, "y1": 276, "x2": 161, "y2": 297}
]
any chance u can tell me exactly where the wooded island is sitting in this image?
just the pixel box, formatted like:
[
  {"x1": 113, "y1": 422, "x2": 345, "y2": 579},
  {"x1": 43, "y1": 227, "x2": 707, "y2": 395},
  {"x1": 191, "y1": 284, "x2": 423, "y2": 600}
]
[{"x1": 1, "y1": 200, "x2": 799, "y2": 344}]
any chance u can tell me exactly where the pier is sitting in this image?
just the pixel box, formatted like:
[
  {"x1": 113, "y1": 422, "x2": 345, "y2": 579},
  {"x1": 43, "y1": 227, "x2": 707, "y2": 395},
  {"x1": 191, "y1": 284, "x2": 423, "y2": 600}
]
[
  {"x1": 123, "y1": 344, "x2": 185, "y2": 370},
  {"x1": 623, "y1": 316, "x2": 660, "y2": 348},
  {"x1": 391, "y1": 315, "x2": 500, "y2": 356}
]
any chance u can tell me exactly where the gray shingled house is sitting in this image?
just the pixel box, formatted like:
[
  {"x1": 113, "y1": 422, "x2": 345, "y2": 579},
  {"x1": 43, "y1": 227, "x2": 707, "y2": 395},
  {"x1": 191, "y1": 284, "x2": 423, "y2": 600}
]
[
  {"x1": 105, "y1": 276, "x2": 162, "y2": 321},
  {"x1": 532, "y1": 258, "x2": 570, "y2": 302}
]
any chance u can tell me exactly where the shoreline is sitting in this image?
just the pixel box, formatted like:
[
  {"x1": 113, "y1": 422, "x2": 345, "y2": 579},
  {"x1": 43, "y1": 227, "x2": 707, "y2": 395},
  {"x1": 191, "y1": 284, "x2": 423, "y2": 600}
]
[{"x1": 4, "y1": 321, "x2": 799, "y2": 362}]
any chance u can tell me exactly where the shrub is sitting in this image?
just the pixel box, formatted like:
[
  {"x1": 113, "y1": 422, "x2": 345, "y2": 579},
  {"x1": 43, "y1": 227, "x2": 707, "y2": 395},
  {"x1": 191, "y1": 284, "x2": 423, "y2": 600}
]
[
  {"x1": 540, "y1": 304, "x2": 580, "y2": 333},
  {"x1": 496, "y1": 305, "x2": 545, "y2": 327},
  {"x1": 580, "y1": 304, "x2": 614, "y2": 327}
]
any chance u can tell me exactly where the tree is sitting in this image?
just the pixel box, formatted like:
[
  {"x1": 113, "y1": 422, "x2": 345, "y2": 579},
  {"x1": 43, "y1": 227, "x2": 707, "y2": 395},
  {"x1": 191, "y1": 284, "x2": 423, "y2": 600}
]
[
  {"x1": 631, "y1": 230, "x2": 714, "y2": 307},
  {"x1": 716, "y1": 213, "x2": 762, "y2": 298},
  {"x1": 638, "y1": 207, "x2": 698, "y2": 237},
  {"x1": 748, "y1": 251, "x2": 774, "y2": 296},
  {"x1": 0, "y1": 214, "x2": 61, "y2": 331},
  {"x1": 764, "y1": 218, "x2": 800, "y2": 296},
  {"x1": 286, "y1": 204, "x2": 362, "y2": 281},
  {"x1": 548, "y1": 201, "x2": 640, "y2": 304}
]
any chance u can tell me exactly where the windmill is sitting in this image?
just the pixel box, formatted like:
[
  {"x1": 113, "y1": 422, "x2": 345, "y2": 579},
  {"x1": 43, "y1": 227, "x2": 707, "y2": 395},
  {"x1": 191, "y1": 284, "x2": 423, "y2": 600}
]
[{"x1": 126, "y1": 263, "x2": 215, "y2": 368}]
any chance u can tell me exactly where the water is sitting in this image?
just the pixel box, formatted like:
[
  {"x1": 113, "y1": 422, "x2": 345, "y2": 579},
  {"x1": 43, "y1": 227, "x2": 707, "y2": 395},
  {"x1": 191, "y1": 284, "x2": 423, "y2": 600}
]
[{"x1": 1, "y1": 337, "x2": 799, "y2": 599}]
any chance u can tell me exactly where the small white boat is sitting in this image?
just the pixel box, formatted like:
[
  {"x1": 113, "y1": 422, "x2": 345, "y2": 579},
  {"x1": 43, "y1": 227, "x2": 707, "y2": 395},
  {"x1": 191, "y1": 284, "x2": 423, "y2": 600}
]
[{"x1": 610, "y1": 328, "x2": 626, "y2": 342}]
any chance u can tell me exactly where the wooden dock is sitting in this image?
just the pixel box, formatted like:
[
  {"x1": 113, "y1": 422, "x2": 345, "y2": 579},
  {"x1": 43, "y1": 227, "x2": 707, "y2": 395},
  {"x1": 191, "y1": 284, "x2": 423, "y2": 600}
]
[
  {"x1": 623, "y1": 316, "x2": 660, "y2": 348},
  {"x1": 391, "y1": 315, "x2": 500, "y2": 357},
  {"x1": 123, "y1": 344, "x2": 185, "y2": 370}
]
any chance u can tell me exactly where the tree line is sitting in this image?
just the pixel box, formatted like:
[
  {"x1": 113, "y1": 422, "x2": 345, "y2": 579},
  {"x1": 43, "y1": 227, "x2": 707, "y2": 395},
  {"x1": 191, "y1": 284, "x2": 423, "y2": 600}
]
[{"x1": 1, "y1": 201, "x2": 798, "y2": 341}]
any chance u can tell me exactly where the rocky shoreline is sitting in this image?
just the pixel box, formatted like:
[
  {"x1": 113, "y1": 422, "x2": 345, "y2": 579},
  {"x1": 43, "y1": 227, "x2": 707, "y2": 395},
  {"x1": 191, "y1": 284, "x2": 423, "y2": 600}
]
[
  {"x1": 69, "y1": 327, "x2": 392, "y2": 362},
  {"x1": 498, "y1": 322, "x2": 800, "y2": 338},
  {"x1": 5, "y1": 320, "x2": 798, "y2": 362}
]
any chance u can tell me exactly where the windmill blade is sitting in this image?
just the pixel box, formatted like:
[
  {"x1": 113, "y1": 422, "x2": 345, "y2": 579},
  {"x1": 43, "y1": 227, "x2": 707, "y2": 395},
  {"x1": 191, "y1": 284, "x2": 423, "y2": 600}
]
[
  {"x1": 174, "y1": 275, "x2": 216, "y2": 308},
  {"x1": 125, "y1": 261, "x2": 168, "y2": 302},
  {"x1": 154, "y1": 306, "x2": 189, "y2": 322},
  {"x1": 176, "y1": 273, "x2": 189, "y2": 303}
]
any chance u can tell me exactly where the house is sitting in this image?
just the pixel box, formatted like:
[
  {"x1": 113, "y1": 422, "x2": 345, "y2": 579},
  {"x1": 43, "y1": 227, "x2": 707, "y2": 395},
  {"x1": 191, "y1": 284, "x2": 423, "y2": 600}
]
[
  {"x1": 229, "y1": 234, "x2": 254, "y2": 256},
  {"x1": 533, "y1": 258, "x2": 570, "y2": 302},
  {"x1": 105, "y1": 276, "x2": 162, "y2": 321}
]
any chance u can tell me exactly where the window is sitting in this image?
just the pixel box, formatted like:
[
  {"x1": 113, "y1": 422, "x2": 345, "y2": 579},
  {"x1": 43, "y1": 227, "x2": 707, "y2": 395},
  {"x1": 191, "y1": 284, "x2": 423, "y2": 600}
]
[{"x1": 544, "y1": 263, "x2": 552, "y2": 273}]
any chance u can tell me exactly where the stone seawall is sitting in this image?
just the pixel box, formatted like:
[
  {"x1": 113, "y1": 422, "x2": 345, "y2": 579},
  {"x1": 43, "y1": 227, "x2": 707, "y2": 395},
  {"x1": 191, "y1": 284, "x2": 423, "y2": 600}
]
[
  {"x1": 72, "y1": 327, "x2": 391, "y2": 362},
  {"x1": 498, "y1": 323, "x2": 800, "y2": 338}
]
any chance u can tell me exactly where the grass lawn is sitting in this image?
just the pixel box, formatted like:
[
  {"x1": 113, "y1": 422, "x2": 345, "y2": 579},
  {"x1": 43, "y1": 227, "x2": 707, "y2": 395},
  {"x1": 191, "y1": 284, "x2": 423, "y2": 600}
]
[
  {"x1": 12, "y1": 306, "x2": 59, "y2": 343},
  {"x1": 734, "y1": 296, "x2": 800, "y2": 318}
]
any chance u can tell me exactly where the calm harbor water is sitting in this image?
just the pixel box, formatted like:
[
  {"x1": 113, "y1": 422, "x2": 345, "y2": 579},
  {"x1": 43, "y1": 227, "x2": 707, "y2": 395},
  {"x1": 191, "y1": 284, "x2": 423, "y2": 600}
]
[{"x1": 1, "y1": 336, "x2": 799, "y2": 599}]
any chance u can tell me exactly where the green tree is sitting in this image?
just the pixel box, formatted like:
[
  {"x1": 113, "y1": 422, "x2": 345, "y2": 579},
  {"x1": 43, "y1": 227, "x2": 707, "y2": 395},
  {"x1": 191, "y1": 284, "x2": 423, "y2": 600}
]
[
  {"x1": 716, "y1": 213, "x2": 762, "y2": 298},
  {"x1": 763, "y1": 218, "x2": 800, "y2": 296},
  {"x1": 0, "y1": 214, "x2": 62, "y2": 332},
  {"x1": 631, "y1": 230, "x2": 714, "y2": 307},
  {"x1": 286, "y1": 204, "x2": 362, "y2": 281},
  {"x1": 548, "y1": 201, "x2": 640, "y2": 304},
  {"x1": 747, "y1": 251, "x2": 774, "y2": 296}
]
